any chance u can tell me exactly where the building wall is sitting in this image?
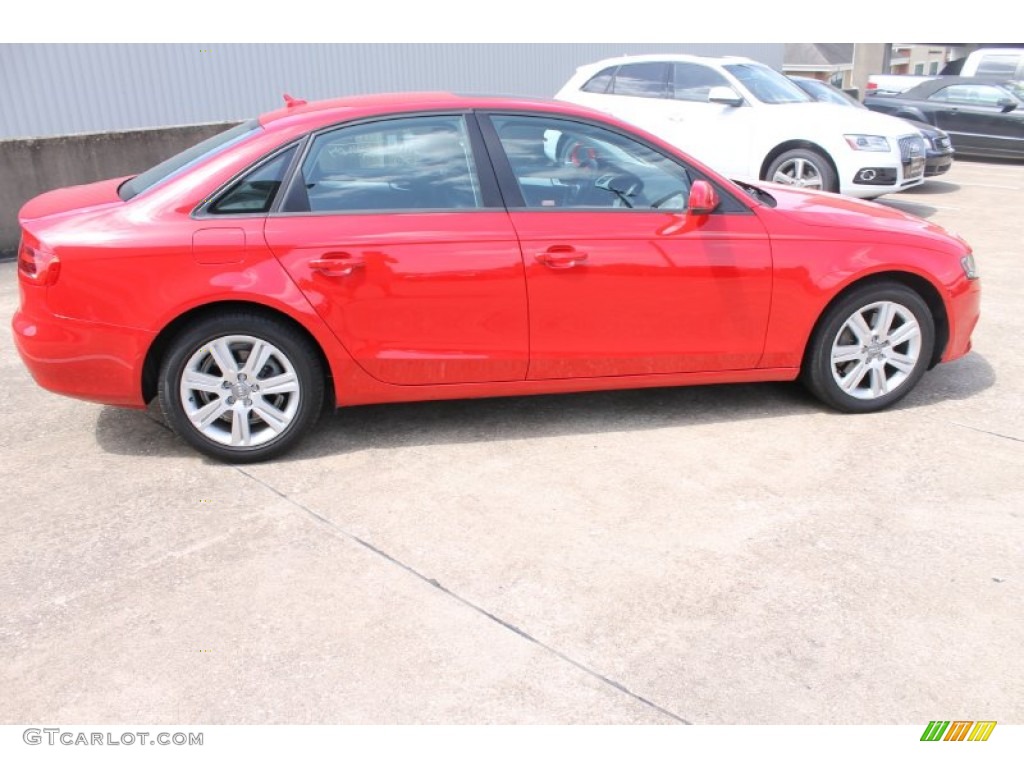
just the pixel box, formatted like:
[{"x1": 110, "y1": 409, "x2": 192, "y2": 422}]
[{"x1": 0, "y1": 43, "x2": 783, "y2": 140}]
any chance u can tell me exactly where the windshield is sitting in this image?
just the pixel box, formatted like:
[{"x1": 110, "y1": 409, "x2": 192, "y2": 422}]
[
  {"x1": 1002, "y1": 80, "x2": 1024, "y2": 101},
  {"x1": 118, "y1": 120, "x2": 260, "y2": 201},
  {"x1": 724, "y1": 63, "x2": 812, "y2": 104},
  {"x1": 793, "y1": 78, "x2": 866, "y2": 110}
]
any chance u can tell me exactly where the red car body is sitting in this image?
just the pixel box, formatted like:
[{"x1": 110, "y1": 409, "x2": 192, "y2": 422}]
[{"x1": 12, "y1": 93, "x2": 980, "y2": 459}]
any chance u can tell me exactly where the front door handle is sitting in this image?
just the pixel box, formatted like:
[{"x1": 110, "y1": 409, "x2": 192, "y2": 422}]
[
  {"x1": 309, "y1": 252, "x2": 365, "y2": 277},
  {"x1": 536, "y1": 246, "x2": 588, "y2": 270}
]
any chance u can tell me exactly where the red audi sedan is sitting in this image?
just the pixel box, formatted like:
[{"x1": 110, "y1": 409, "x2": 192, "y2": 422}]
[{"x1": 12, "y1": 93, "x2": 981, "y2": 462}]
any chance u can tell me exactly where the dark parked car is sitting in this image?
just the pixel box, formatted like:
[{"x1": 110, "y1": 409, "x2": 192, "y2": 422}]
[
  {"x1": 864, "y1": 77, "x2": 1024, "y2": 159},
  {"x1": 791, "y1": 76, "x2": 954, "y2": 177}
]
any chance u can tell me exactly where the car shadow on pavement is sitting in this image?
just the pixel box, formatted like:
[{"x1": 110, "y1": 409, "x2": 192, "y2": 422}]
[
  {"x1": 880, "y1": 200, "x2": 941, "y2": 218},
  {"x1": 903, "y1": 179, "x2": 961, "y2": 195},
  {"x1": 94, "y1": 352, "x2": 995, "y2": 463}
]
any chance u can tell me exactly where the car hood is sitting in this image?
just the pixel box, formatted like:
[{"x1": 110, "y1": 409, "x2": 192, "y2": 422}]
[
  {"x1": 754, "y1": 182, "x2": 970, "y2": 251},
  {"x1": 19, "y1": 176, "x2": 128, "y2": 222},
  {"x1": 766, "y1": 101, "x2": 917, "y2": 137}
]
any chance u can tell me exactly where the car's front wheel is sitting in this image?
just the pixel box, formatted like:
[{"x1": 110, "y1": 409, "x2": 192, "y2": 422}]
[
  {"x1": 158, "y1": 312, "x2": 325, "y2": 462},
  {"x1": 802, "y1": 282, "x2": 935, "y2": 413},
  {"x1": 765, "y1": 148, "x2": 838, "y2": 193}
]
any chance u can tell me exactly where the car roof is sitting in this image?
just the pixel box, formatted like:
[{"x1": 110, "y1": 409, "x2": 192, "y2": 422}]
[
  {"x1": 903, "y1": 76, "x2": 1019, "y2": 96},
  {"x1": 258, "y1": 91, "x2": 606, "y2": 132},
  {"x1": 577, "y1": 53, "x2": 756, "y2": 71}
]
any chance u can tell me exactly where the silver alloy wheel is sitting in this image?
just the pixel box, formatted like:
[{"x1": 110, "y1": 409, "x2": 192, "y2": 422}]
[
  {"x1": 772, "y1": 157, "x2": 824, "y2": 189},
  {"x1": 178, "y1": 335, "x2": 301, "y2": 447},
  {"x1": 829, "y1": 300, "x2": 922, "y2": 400}
]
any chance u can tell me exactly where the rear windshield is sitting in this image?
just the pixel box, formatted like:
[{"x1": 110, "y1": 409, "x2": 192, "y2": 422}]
[{"x1": 118, "y1": 119, "x2": 260, "y2": 201}]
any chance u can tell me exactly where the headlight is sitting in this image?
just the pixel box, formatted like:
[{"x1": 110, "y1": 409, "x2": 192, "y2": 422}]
[
  {"x1": 961, "y1": 253, "x2": 979, "y2": 280},
  {"x1": 844, "y1": 134, "x2": 891, "y2": 152}
]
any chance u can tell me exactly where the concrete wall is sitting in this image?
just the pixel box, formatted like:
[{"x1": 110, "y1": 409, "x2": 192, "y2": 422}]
[{"x1": 0, "y1": 123, "x2": 236, "y2": 256}]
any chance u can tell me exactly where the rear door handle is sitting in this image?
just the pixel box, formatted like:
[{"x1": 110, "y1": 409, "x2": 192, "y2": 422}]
[
  {"x1": 535, "y1": 246, "x2": 588, "y2": 270},
  {"x1": 309, "y1": 252, "x2": 365, "y2": 277}
]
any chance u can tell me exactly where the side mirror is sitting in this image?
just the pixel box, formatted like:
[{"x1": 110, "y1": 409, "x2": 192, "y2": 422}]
[
  {"x1": 997, "y1": 98, "x2": 1017, "y2": 112},
  {"x1": 708, "y1": 86, "x2": 744, "y2": 107},
  {"x1": 688, "y1": 180, "x2": 720, "y2": 216}
]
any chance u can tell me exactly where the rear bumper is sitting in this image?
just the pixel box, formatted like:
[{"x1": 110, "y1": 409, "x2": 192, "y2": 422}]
[
  {"x1": 12, "y1": 291, "x2": 151, "y2": 408},
  {"x1": 942, "y1": 276, "x2": 981, "y2": 363}
]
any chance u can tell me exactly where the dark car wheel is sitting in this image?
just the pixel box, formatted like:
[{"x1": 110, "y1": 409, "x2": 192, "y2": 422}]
[
  {"x1": 802, "y1": 282, "x2": 935, "y2": 413},
  {"x1": 765, "y1": 148, "x2": 838, "y2": 193},
  {"x1": 158, "y1": 312, "x2": 325, "y2": 462}
]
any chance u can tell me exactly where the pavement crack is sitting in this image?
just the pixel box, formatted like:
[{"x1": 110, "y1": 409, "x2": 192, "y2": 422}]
[
  {"x1": 233, "y1": 466, "x2": 690, "y2": 724},
  {"x1": 949, "y1": 421, "x2": 1024, "y2": 444}
]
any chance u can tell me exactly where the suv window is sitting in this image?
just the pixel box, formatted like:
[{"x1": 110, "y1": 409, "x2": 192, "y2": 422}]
[
  {"x1": 582, "y1": 66, "x2": 617, "y2": 94},
  {"x1": 490, "y1": 115, "x2": 693, "y2": 211},
  {"x1": 672, "y1": 62, "x2": 731, "y2": 102},
  {"x1": 610, "y1": 62, "x2": 669, "y2": 98},
  {"x1": 119, "y1": 120, "x2": 260, "y2": 201},
  {"x1": 208, "y1": 145, "x2": 297, "y2": 215},
  {"x1": 286, "y1": 116, "x2": 482, "y2": 213},
  {"x1": 975, "y1": 54, "x2": 1019, "y2": 78},
  {"x1": 722, "y1": 63, "x2": 810, "y2": 104}
]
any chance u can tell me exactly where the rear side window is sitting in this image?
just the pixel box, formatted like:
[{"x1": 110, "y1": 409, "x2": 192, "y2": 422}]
[
  {"x1": 975, "y1": 54, "x2": 1019, "y2": 77},
  {"x1": 582, "y1": 66, "x2": 617, "y2": 94},
  {"x1": 119, "y1": 120, "x2": 260, "y2": 201},
  {"x1": 610, "y1": 62, "x2": 669, "y2": 98},
  {"x1": 284, "y1": 115, "x2": 482, "y2": 213},
  {"x1": 208, "y1": 144, "x2": 298, "y2": 215}
]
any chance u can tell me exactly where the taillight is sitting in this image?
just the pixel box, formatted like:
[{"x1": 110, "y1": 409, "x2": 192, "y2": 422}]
[
  {"x1": 866, "y1": 81, "x2": 878, "y2": 91},
  {"x1": 17, "y1": 241, "x2": 61, "y2": 286}
]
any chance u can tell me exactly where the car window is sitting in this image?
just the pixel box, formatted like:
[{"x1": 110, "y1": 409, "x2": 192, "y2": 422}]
[
  {"x1": 722, "y1": 62, "x2": 811, "y2": 104},
  {"x1": 610, "y1": 62, "x2": 670, "y2": 99},
  {"x1": 490, "y1": 115, "x2": 693, "y2": 211},
  {"x1": 208, "y1": 145, "x2": 298, "y2": 215},
  {"x1": 287, "y1": 116, "x2": 482, "y2": 213},
  {"x1": 975, "y1": 55, "x2": 1019, "y2": 78},
  {"x1": 119, "y1": 120, "x2": 260, "y2": 201},
  {"x1": 672, "y1": 63, "x2": 731, "y2": 102},
  {"x1": 929, "y1": 84, "x2": 1013, "y2": 107},
  {"x1": 582, "y1": 66, "x2": 617, "y2": 94}
]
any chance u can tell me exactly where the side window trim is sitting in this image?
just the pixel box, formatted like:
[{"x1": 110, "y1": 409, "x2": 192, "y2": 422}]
[
  {"x1": 192, "y1": 137, "x2": 307, "y2": 219},
  {"x1": 272, "y1": 111, "x2": 503, "y2": 216},
  {"x1": 477, "y1": 111, "x2": 752, "y2": 215}
]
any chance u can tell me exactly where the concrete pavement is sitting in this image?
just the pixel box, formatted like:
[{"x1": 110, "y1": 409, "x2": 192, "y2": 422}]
[{"x1": 1, "y1": 159, "x2": 1021, "y2": 724}]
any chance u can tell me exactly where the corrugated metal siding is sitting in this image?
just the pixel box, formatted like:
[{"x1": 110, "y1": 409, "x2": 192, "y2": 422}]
[{"x1": 0, "y1": 43, "x2": 783, "y2": 139}]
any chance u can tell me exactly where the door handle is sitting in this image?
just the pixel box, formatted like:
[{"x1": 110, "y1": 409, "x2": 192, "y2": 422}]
[
  {"x1": 535, "y1": 246, "x2": 588, "y2": 270},
  {"x1": 309, "y1": 252, "x2": 365, "y2": 277}
]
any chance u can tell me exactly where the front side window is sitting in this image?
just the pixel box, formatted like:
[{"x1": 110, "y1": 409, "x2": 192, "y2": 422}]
[
  {"x1": 119, "y1": 120, "x2": 260, "y2": 201},
  {"x1": 929, "y1": 84, "x2": 1014, "y2": 107},
  {"x1": 723, "y1": 63, "x2": 811, "y2": 104},
  {"x1": 610, "y1": 62, "x2": 670, "y2": 99},
  {"x1": 208, "y1": 145, "x2": 297, "y2": 214},
  {"x1": 285, "y1": 115, "x2": 482, "y2": 213},
  {"x1": 491, "y1": 115, "x2": 693, "y2": 211},
  {"x1": 672, "y1": 63, "x2": 731, "y2": 102}
]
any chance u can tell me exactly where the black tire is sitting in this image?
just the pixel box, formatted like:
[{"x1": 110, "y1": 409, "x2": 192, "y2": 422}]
[
  {"x1": 158, "y1": 312, "x2": 325, "y2": 462},
  {"x1": 765, "y1": 148, "x2": 838, "y2": 193},
  {"x1": 802, "y1": 282, "x2": 935, "y2": 413}
]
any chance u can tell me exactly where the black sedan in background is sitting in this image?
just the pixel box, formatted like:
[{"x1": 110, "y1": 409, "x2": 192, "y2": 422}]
[
  {"x1": 863, "y1": 77, "x2": 1024, "y2": 160},
  {"x1": 790, "y1": 76, "x2": 954, "y2": 176}
]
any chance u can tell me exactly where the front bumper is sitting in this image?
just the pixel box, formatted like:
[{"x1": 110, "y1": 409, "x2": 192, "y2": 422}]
[
  {"x1": 12, "y1": 286, "x2": 152, "y2": 408},
  {"x1": 838, "y1": 134, "x2": 926, "y2": 198},
  {"x1": 942, "y1": 274, "x2": 981, "y2": 363}
]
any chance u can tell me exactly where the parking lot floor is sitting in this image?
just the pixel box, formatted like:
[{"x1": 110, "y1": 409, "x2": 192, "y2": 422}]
[{"x1": 1, "y1": 159, "x2": 1021, "y2": 724}]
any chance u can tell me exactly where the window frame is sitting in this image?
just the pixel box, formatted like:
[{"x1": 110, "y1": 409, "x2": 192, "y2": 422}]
[
  {"x1": 477, "y1": 110, "x2": 751, "y2": 215},
  {"x1": 269, "y1": 111, "x2": 503, "y2": 217}
]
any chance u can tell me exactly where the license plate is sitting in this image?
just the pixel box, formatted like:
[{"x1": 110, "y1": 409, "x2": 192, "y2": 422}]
[{"x1": 906, "y1": 158, "x2": 924, "y2": 177}]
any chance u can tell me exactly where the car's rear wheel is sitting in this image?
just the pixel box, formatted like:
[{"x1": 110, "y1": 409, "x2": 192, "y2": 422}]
[
  {"x1": 765, "y1": 148, "x2": 838, "y2": 193},
  {"x1": 802, "y1": 282, "x2": 935, "y2": 413},
  {"x1": 158, "y1": 313, "x2": 325, "y2": 462}
]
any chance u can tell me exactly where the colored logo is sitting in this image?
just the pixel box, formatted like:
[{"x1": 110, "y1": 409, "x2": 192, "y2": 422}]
[{"x1": 920, "y1": 721, "x2": 996, "y2": 742}]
